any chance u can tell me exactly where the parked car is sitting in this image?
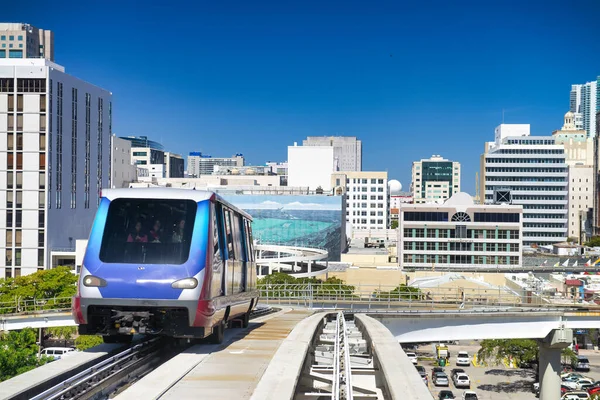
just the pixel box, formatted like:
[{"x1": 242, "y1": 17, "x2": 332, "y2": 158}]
[
  {"x1": 453, "y1": 373, "x2": 470, "y2": 389},
  {"x1": 455, "y1": 351, "x2": 470, "y2": 366},
  {"x1": 561, "y1": 392, "x2": 590, "y2": 400},
  {"x1": 576, "y1": 379, "x2": 595, "y2": 390},
  {"x1": 451, "y1": 368, "x2": 466, "y2": 379},
  {"x1": 580, "y1": 380, "x2": 600, "y2": 392},
  {"x1": 438, "y1": 390, "x2": 456, "y2": 399},
  {"x1": 432, "y1": 367, "x2": 445, "y2": 381},
  {"x1": 39, "y1": 347, "x2": 76, "y2": 361},
  {"x1": 406, "y1": 352, "x2": 418, "y2": 365},
  {"x1": 415, "y1": 365, "x2": 427, "y2": 384},
  {"x1": 462, "y1": 391, "x2": 478, "y2": 400},
  {"x1": 434, "y1": 372, "x2": 450, "y2": 387},
  {"x1": 573, "y1": 356, "x2": 591, "y2": 372},
  {"x1": 563, "y1": 377, "x2": 595, "y2": 391}
]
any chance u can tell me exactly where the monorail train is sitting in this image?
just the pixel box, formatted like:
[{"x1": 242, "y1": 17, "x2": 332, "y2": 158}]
[{"x1": 72, "y1": 188, "x2": 259, "y2": 344}]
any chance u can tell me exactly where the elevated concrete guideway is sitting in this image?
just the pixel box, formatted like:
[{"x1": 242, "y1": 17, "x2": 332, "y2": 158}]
[{"x1": 370, "y1": 309, "x2": 600, "y2": 343}]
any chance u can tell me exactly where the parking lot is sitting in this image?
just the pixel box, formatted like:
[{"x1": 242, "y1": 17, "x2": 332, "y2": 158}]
[{"x1": 411, "y1": 341, "x2": 600, "y2": 399}]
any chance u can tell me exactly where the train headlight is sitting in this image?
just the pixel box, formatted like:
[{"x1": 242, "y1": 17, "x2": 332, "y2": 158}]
[
  {"x1": 82, "y1": 275, "x2": 107, "y2": 287},
  {"x1": 171, "y1": 278, "x2": 198, "y2": 289}
]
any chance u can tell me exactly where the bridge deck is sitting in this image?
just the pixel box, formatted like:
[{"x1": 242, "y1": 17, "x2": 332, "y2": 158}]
[{"x1": 115, "y1": 308, "x2": 313, "y2": 400}]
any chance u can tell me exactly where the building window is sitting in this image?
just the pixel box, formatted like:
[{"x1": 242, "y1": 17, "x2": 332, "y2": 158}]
[
  {"x1": 38, "y1": 231, "x2": 44, "y2": 247},
  {"x1": 71, "y1": 88, "x2": 78, "y2": 208},
  {"x1": 85, "y1": 93, "x2": 91, "y2": 208},
  {"x1": 39, "y1": 210, "x2": 44, "y2": 228},
  {"x1": 8, "y1": 49, "x2": 22, "y2": 58},
  {"x1": 97, "y1": 98, "x2": 103, "y2": 205},
  {"x1": 38, "y1": 249, "x2": 44, "y2": 267},
  {"x1": 15, "y1": 210, "x2": 22, "y2": 228},
  {"x1": 15, "y1": 250, "x2": 21, "y2": 267},
  {"x1": 56, "y1": 82, "x2": 63, "y2": 208}
]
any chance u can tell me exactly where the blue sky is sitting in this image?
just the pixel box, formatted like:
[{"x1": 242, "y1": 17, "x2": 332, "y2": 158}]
[{"x1": 5, "y1": 0, "x2": 600, "y2": 194}]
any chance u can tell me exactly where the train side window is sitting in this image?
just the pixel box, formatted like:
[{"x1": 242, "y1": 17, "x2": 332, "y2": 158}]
[
  {"x1": 223, "y1": 208, "x2": 235, "y2": 260},
  {"x1": 246, "y1": 220, "x2": 255, "y2": 261}
]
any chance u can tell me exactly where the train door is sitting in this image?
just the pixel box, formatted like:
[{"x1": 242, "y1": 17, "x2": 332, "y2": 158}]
[
  {"x1": 223, "y1": 208, "x2": 236, "y2": 296},
  {"x1": 231, "y1": 212, "x2": 244, "y2": 293},
  {"x1": 211, "y1": 202, "x2": 225, "y2": 298},
  {"x1": 242, "y1": 218, "x2": 254, "y2": 291},
  {"x1": 238, "y1": 215, "x2": 248, "y2": 292}
]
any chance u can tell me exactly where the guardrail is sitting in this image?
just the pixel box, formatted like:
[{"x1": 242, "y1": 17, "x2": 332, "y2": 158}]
[
  {"x1": 256, "y1": 283, "x2": 551, "y2": 310},
  {"x1": 0, "y1": 297, "x2": 72, "y2": 315}
]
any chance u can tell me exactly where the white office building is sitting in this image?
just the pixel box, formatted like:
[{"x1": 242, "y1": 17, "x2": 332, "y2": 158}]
[
  {"x1": 480, "y1": 124, "x2": 568, "y2": 246},
  {"x1": 398, "y1": 192, "x2": 523, "y2": 270},
  {"x1": 411, "y1": 155, "x2": 461, "y2": 204},
  {"x1": 110, "y1": 135, "x2": 136, "y2": 189},
  {"x1": 331, "y1": 171, "x2": 388, "y2": 230},
  {"x1": 0, "y1": 59, "x2": 111, "y2": 277},
  {"x1": 570, "y1": 77, "x2": 599, "y2": 138},
  {"x1": 187, "y1": 152, "x2": 244, "y2": 177},
  {"x1": 288, "y1": 143, "x2": 335, "y2": 191},
  {"x1": 303, "y1": 136, "x2": 362, "y2": 171}
]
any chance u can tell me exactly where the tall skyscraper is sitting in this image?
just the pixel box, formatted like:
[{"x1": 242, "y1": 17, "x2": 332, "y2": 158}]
[
  {"x1": 480, "y1": 124, "x2": 568, "y2": 246},
  {"x1": 0, "y1": 23, "x2": 54, "y2": 61},
  {"x1": 411, "y1": 155, "x2": 461, "y2": 204},
  {"x1": 303, "y1": 136, "x2": 362, "y2": 171},
  {"x1": 0, "y1": 58, "x2": 112, "y2": 276},
  {"x1": 570, "y1": 77, "x2": 599, "y2": 138}
]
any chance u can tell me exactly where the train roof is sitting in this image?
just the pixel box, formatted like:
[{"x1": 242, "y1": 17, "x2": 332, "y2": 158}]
[{"x1": 101, "y1": 188, "x2": 252, "y2": 220}]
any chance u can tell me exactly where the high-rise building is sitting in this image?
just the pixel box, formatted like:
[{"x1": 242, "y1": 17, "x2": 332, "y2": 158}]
[
  {"x1": 118, "y1": 136, "x2": 183, "y2": 179},
  {"x1": 187, "y1": 152, "x2": 244, "y2": 177},
  {"x1": 303, "y1": 136, "x2": 362, "y2": 171},
  {"x1": 0, "y1": 58, "x2": 112, "y2": 276},
  {"x1": 480, "y1": 124, "x2": 568, "y2": 246},
  {"x1": 570, "y1": 77, "x2": 599, "y2": 138},
  {"x1": 165, "y1": 152, "x2": 184, "y2": 178},
  {"x1": 552, "y1": 112, "x2": 595, "y2": 243},
  {"x1": 331, "y1": 171, "x2": 388, "y2": 230},
  {"x1": 594, "y1": 111, "x2": 600, "y2": 236},
  {"x1": 0, "y1": 23, "x2": 54, "y2": 61},
  {"x1": 411, "y1": 155, "x2": 461, "y2": 204},
  {"x1": 288, "y1": 143, "x2": 335, "y2": 191}
]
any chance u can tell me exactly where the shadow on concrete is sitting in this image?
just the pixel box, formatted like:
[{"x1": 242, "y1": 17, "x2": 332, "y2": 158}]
[
  {"x1": 477, "y1": 380, "x2": 535, "y2": 393},
  {"x1": 484, "y1": 369, "x2": 536, "y2": 378}
]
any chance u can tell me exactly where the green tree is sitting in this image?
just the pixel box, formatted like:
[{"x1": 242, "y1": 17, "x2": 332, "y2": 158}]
[
  {"x1": 477, "y1": 339, "x2": 539, "y2": 367},
  {"x1": 258, "y1": 273, "x2": 355, "y2": 298},
  {"x1": 585, "y1": 236, "x2": 600, "y2": 247},
  {"x1": 373, "y1": 284, "x2": 421, "y2": 300},
  {"x1": 75, "y1": 335, "x2": 104, "y2": 351},
  {"x1": 478, "y1": 339, "x2": 578, "y2": 368},
  {"x1": 390, "y1": 220, "x2": 399, "y2": 229},
  {"x1": 0, "y1": 266, "x2": 77, "y2": 313},
  {"x1": 46, "y1": 326, "x2": 77, "y2": 340},
  {"x1": 0, "y1": 328, "x2": 51, "y2": 381}
]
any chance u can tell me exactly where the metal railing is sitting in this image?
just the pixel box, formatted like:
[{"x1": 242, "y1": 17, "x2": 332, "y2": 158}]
[
  {"x1": 256, "y1": 283, "x2": 554, "y2": 310},
  {"x1": 0, "y1": 296, "x2": 72, "y2": 315}
]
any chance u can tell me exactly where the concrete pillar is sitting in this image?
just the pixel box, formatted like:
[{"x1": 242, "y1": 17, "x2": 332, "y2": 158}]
[{"x1": 538, "y1": 327, "x2": 573, "y2": 400}]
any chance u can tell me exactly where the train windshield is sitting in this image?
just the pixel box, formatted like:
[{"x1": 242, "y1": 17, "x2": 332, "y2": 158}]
[{"x1": 99, "y1": 198, "x2": 197, "y2": 265}]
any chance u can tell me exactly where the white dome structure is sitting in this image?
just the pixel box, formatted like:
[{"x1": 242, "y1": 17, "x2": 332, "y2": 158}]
[{"x1": 388, "y1": 179, "x2": 402, "y2": 195}]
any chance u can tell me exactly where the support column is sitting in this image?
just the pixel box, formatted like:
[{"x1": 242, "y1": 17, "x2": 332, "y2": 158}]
[{"x1": 538, "y1": 327, "x2": 573, "y2": 400}]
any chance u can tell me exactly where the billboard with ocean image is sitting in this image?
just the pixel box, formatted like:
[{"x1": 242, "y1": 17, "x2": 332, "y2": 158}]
[{"x1": 221, "y1": 195, "x2": 344, "y2": 261}]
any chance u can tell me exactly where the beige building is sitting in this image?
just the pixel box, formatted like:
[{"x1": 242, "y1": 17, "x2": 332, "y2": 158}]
[
  {"x1": 331, "y1": 171, "x2": 389, "y2": 230},
  {"x1": 398, "y1": 192, "x2": 523, "y2": 270},
  {"x1": 411, "y1": 155, "x2": 460, "y2": 204},
  {"x1": 0, "y1": 23, "x2": 54, "y2": 61},
  {"x1": 553, "y1": 111, "x2": 595, "y2": 242}
]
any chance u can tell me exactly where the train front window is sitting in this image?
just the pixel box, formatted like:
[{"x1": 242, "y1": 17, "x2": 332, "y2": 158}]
[{"x1": 99, "y1": 198, "x2": 197, "y2": 265}]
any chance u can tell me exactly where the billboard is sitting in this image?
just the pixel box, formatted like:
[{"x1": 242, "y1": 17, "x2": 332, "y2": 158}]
[{"x1": 221, "y1": 195, "x2": 345, "y2": 261}]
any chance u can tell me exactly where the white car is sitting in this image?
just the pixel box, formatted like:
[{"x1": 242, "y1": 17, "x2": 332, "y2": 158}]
[
  {"x1": 406, "y1": 352, "x2": 418, "y2": 365},
  {"x1": 562, "y1": 377, "x2": 593, "y2": 391},
  {"x1": 453, "y1": 373, "x2": 470, "y2": 389},
  {"x1": 455, "y1": 351, "x2": 470, "y2": 366},
  {"x1": 462, "y1": 391, "x2": 478, "y2": 400},
  {"x1": 575, "y1": 378, "x2": 595, "y2": 390},
  {"x1": 40, "y1": 347, "x2": 76, "y2": 360},
  {"x1": 562, "y1": 392, "x2": 590, "y2": 400}
]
